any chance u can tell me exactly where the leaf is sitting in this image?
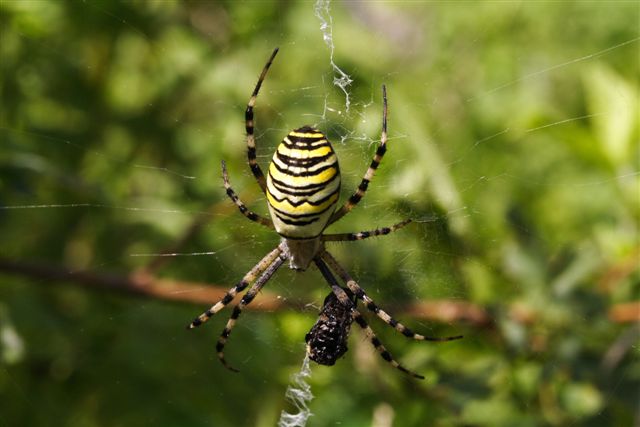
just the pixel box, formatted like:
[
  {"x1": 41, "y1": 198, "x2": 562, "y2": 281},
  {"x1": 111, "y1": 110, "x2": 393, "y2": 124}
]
[{"x1": 583, "y1": 64, "x2": 638, "y2": 168}]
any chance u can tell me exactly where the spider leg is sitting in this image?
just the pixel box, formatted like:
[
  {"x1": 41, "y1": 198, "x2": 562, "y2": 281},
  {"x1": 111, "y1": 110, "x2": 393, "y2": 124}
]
[
  {"x1": 216, "y1": 251, "x2": 286, "y2": 372},
  {"x1": 322, "y1": 219, "x2": 411, "y2": 242},
  {"x1": 246, "y1": 47, "x2": 279, "y2": 194},
  {"x1": 329, "y1": 85, "x2": 389, "y2": 225},
  {"x1": 221, "y1": 160, "x2": 273, "y2": 228},
  {"x1": 314, "y1": 258, "x2": 354, "y2": 307},
  {"x1": 351, "y1": 307, "x2": 425, "y2": 379},
  {"x1": 315, "y1": 258, "x2": 424, "y2": 379},
  {"x1": 187, "y1": 244, "x2": 284, "y2": 329},
  {"x1": 321, "y1": 250, "x2": 463, "y2": 342}
]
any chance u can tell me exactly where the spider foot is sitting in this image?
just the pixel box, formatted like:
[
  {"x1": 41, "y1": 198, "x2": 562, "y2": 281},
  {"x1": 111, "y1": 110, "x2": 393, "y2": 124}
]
[
  {"x1": 217, "y1": 340, "x2": 240, "y2": 373},
  {"x1": 218, "y1": 354, "x2": 240, "y2": 373},
  {"x1": 186, "y1": 311, "x2": 212, "y2": 329}
]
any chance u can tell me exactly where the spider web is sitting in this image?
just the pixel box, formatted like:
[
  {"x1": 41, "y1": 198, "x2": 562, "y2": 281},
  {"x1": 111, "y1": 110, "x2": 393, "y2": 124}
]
[
  {"x1": 278, "y1": 355, "x2": 314, "y2": 427},
  {"x1": 1, "y1": 1, "x2": 638, "y2": 426}
]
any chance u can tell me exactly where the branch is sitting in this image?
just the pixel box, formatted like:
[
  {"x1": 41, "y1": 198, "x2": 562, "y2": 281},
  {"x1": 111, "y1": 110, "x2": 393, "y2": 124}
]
[
  {"x1": 0, "y1": 256, "x2": 287, "y2": 311},
  {"x1": 405, "y1": 301, "x2": 492, "y2": 326},
  {"x1": 609, "y1": 301, "x2": 640, "y2": 323},
  {"x1": 598, "y1": 246, "x2": 640, "y2": 293},
  {"x1": 0, "y1": 256, "x2": 489, "y2": 325},
  {"x1": 3, "y1": 257, "x2": 634, "y2": 327}
]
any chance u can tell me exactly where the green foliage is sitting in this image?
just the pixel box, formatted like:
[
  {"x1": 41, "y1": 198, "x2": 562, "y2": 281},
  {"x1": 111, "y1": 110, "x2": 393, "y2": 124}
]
[{"x1": 1, "y1": 1, "x2": 638, "y2": 426}]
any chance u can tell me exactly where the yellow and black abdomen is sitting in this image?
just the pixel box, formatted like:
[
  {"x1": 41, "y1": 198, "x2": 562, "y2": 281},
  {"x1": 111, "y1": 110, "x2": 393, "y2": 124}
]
[{"x1": 266, "y1": 126, "x2": 340, "y2": 238}]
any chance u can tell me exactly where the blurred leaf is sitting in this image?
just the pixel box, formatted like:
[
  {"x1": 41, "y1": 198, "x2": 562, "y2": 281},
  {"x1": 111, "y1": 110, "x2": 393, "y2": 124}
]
[
  {"x1": 560, "y1": 382, "x2": 604, "y2": 418},
  {"x1": 0, "y1": 304, "x2": 25, "y2": 364},
  {"x1": 583, "y1": 64, "x2": 638, "y2": 169}
]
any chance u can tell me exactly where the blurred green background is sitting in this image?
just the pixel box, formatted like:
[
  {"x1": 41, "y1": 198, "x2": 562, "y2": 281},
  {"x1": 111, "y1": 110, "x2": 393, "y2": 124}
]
[{"x1": 1, "y1": 1, "x2": 638, "y2": 426}]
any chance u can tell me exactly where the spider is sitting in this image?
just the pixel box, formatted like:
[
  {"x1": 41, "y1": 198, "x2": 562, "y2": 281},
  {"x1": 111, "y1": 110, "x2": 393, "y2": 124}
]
[{"x1": 188, "y1": 48, "x2": 462, "y2": 379}]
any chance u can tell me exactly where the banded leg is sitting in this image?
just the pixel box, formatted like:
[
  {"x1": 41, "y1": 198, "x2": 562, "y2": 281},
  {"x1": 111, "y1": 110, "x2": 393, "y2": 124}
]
[
  {"x1": 187, "y1": 244, "x2": 284, "y2": 329},
  {"x1": 246, "y1": 47, "x2": 279, "y2": 194},
  {"x1": 216, "y1": 251, "x2": 286, "y2": 372},
  {"x1": 321, "y1": 250, "x2": 463, "y2": 342},
  {"x1": 315, "y1": 258, "x2": 424, "y2": 379},
  {"x1": 329, "y1": 85, "x2": 389, "y2": 224},
  {"x1": 352, "y1": 308, "x2": 425, "y2": 379},
  {"x1": 221, "y1": 160, "x2": 273, "y2": 228},
  {"x1": 323, "y1": 219, "x2": 411, "y2": 242},
  {"x1": 315, "y1": 258, "x2": 358, "y2": 307}
]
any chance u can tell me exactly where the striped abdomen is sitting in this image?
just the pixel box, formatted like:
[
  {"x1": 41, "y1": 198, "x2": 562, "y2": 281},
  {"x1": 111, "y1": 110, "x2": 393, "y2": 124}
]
[{"x1": 266, "y1": 126, "x2": 340, "y2": 238}]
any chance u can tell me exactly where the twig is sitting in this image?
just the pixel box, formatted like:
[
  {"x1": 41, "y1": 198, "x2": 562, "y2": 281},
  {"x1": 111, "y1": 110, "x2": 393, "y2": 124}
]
[
  {"x1": 598, "y1": 247, "x2": 640, "y2": 293},
  {"x1": 0, "y1": 256, "x2": 490, "y2": 325},
  {"x1": 608, "y1": 301, "x2": 640, "y2": 323},
  {"x1": 0, "y1": 256, "x2": 286, "y2": 311},
  {"x1": 404, "y1": 300, "x2": 492, "y2": 326},
  {"x1": 3, "y1": 257, "x2": 634, "y2": 327}
]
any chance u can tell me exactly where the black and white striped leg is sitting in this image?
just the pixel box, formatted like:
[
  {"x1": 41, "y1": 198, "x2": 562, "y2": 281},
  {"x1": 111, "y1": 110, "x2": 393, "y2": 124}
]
[
  {"x1": 245, "y1": 47, "x2": 279, "y2": 194},
  {"x1": 315, "y1": 258, "x2": 358, "y2": 307},
  {"x1": 322, "y1": 219, "x2": 411, "y2": 242},
  {"x1": 321, "y1": 250, "x2": 463, "y2": 342},
  {"x1": 221, "y1": 160, "x2": 273, "y2": 228},
  {"x1": 216, "y1": 251, "x2": 286, "y2": 372},
  {"x1": 329, "y1": 85, "x2": 389, "y2": 224},
  {"x1": 315, "y1": 258, "x2": 425, "y2": 379},
  {"x1": 351, "y1": 308, "x2": 425, "y2": 379},
  {"x1": 187, "y1": 244, "x2": 284, "y2": 329}
]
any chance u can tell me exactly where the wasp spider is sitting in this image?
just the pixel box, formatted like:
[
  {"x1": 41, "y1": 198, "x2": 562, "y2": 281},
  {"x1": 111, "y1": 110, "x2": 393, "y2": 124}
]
[{"x1": 188, "y1": 48, "x2": 462, "y2": 379}]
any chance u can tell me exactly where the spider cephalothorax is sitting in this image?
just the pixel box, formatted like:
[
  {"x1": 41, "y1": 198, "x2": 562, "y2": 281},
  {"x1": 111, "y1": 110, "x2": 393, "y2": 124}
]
[{"x1": 188, "y1": 48, "x2": 461, "y2": 379}]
